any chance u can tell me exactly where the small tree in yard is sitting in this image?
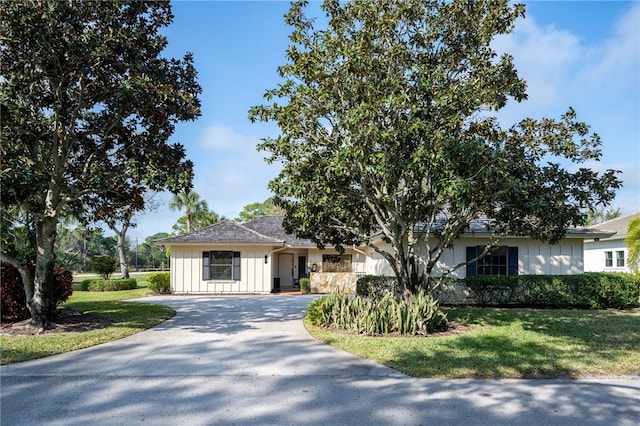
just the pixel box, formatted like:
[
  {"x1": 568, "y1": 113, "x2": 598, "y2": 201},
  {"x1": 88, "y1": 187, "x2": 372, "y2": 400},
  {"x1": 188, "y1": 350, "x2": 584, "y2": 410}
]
[
  {"x1": 93, "y1": 256, "x2": 117, "y2": 280},
  {"x1": 0, "y1": 1, "x2": 201, "y2": 328},
  {"x1": 249, "y1": 0, "x2": 621, "y2": 298},
  {"x1": 626, "y1": 217, "x2": 640, "y2": 274}
]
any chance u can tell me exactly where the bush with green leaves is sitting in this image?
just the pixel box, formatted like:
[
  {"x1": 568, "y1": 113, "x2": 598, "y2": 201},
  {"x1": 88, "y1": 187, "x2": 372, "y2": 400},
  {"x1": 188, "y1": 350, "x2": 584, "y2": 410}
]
[
  {"x1": 148, "y1": 272, "x2": 171, "y2": 294},
  {"x1": 299, "y1": 277, "x2": 311, "y2": 294},
  {"x1": 465, "y1": 273, "x2": 640, "y2": 309},
  {"x1": 93, "y1": 256, "x2": 117, "y2": 279},
  {"x1": 80, "y1": 279, "x2": 96, "y2": 291},
  {"x1": 306, "y1": 289, "x2": 447, "y2": 336},
  {"x1": 87, "y1": 278, "x2": 137, "y2": 292},
  {"x1": 355, "y1": 275, "x2": 397, "y2": 298}
]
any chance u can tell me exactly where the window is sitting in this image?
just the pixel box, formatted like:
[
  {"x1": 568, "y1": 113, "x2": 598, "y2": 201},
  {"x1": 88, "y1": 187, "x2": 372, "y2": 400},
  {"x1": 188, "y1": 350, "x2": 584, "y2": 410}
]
[
  {"x1": 322, "y1": 254, "x2": 352, "y2": 272},
  {"x1": 202, "y1": 251, "x2": 240, "y2": 280},
  {"x1": 616, "y1": 251, "x2": 625, "y2": 267},
  {"x1": 466, "y1": 246, "x2": 518, "y2": 277},
  {"x1": 605, "y1": 251, "x2": 613, "y2": 267}
]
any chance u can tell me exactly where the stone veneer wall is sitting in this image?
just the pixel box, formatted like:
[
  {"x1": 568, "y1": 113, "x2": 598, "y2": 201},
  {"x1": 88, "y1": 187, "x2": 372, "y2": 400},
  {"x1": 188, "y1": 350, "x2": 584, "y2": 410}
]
[{"x1": 310, "y1": 272, "x2": 357, "y2": 294}]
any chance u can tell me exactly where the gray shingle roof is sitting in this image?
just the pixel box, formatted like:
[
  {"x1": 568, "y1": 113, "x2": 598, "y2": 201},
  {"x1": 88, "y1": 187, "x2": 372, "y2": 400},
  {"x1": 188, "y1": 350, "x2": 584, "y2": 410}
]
[
  {"x1": 587, "y1": 211, "x2": 640, "y2": 240},
  {"x1": 154, "y1": 220, "x2": 283, "y2": 245},
  {"x1": 243, "y1": 216, "x2": 317, "y2": 248},
  {"x1": 154, "y1": 216, "x2": 316, "y2": 247},
  {"x1": 157, "y1": 214, "x2": 617, "y2": 246}
]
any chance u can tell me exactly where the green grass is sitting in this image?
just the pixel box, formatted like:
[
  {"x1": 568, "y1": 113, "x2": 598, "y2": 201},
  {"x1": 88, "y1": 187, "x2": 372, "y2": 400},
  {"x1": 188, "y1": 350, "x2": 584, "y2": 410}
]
[
  {"x1": 305, "y1": 307, "x2": 640, "y2": 379},
  {"x1": 1, "y1": 273, "x2": 174, "y2": 365}
]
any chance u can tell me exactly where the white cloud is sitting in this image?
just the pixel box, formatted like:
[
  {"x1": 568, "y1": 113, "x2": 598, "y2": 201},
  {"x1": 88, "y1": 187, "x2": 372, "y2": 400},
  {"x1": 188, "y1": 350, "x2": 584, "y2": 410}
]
[
  {"x1": 193, "y1": 123, "x2": 281, "y2": 219},
  {"x1": 493, "y1": 14, "x2": 582, "y2": 116},
  {"x1": 579, "y1": 3, "x2": 640, "y2": 92},
  {"x1": 199, "y1": 123, "x2": 252, "y2": 150}
]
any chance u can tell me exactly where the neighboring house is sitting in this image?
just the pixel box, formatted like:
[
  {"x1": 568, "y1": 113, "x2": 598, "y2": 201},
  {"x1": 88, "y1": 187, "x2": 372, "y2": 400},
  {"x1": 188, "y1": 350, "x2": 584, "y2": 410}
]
[
  {"x1": 584, "y1": 211, "x2": 640, "y2": 273},
  {"x1": 156, "y1": 215, "x2": 614, "y2": 294}
]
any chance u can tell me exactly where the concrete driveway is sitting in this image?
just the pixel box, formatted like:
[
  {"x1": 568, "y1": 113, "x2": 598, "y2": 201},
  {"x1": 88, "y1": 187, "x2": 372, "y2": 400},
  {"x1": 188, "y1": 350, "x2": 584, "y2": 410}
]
[{"x1": 1, "y1": 295, "x2": 638, "y2": 425}]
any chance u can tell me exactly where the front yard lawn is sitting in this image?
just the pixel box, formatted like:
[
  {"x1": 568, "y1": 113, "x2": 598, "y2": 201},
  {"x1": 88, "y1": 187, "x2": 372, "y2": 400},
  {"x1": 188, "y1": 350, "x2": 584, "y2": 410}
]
[
  {"x1": 305, "y1": 307, "x2": 640, "y2": 379},
  {"x1": 1, "y1": 275, "x2": 174, "y2": 365}
]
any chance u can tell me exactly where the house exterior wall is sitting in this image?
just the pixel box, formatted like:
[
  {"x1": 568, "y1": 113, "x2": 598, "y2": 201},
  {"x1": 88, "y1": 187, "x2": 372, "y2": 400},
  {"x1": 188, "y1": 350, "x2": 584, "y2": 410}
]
[
  {"x1": 584, "y1": 238, "x2": 629, "y2": 273},
  {"x1": 363, "y1": 237, "x2": 584, "y2": 278},
  {"x1": 307, "y1": 248, "x2": 367, "y2": 274},
  {"x1": 170, "y1": 245, "x2": 274, "y2": 294}
]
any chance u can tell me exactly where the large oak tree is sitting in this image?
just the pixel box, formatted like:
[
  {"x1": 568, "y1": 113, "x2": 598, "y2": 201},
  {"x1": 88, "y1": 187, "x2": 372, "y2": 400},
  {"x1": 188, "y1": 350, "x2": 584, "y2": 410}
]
[
  {"x1": 1, "y1": 1, "x2": 201, "y2": 327},
  {"x1": 249, "y1": 0, "x2": 621, "y2": 297}
]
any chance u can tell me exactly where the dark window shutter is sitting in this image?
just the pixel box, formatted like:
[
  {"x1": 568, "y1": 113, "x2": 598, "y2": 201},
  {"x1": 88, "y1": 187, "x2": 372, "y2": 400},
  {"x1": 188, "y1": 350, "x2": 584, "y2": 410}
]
[
  {"x1": 232, "y1": 252, "x2": 241, "y2": 281},
  {"x1": 466, "y1": 246, "x2": 477, "y2": 278},
  {"x1": 508, "y1": 247, "x2": 519, "y2": 276},
  {"x1": 202, "y1": 251, "x2": 210, "y2": 280}
]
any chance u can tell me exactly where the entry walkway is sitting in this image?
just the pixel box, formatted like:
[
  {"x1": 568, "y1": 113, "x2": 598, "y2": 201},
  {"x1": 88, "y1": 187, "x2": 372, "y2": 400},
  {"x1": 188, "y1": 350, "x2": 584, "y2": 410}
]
[{"x1": 1, "y1": 295, "x2": 638, "y2": 425}]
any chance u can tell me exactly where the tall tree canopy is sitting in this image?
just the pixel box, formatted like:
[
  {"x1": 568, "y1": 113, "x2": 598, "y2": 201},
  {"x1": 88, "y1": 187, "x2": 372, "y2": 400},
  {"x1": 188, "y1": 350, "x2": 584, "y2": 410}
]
[
  {"x1": 169, "y1": 191, "x2": 212, "y2": 234},
  {"x1": 236, "y1": 197, "x2": 285, "y2": 222},
  {"x1": 249, "y1": 0, "x2": 621, "y2": 296},
  {"x1": 0, "y1": 1, "x2": 201, "y2": 327}
]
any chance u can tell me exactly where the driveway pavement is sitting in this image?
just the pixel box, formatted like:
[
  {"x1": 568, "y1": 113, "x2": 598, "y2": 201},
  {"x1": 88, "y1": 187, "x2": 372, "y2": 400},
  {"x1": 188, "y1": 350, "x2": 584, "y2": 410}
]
[{"x1": 1, "y1": 295, "x2": 638, "y2": 425}]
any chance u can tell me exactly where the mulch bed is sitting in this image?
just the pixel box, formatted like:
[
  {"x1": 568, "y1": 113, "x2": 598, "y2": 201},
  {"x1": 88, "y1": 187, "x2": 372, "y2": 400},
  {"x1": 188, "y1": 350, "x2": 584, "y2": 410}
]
[{"x1": 0, "y1": 309, "x2": 112, "y2": 335}]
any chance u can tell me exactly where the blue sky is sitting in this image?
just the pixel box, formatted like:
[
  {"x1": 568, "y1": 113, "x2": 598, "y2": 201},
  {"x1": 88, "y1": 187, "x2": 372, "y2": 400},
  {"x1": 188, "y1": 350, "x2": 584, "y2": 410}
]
[{"x1": 127, "y1": 0, "x2": 640, "y2": 241}]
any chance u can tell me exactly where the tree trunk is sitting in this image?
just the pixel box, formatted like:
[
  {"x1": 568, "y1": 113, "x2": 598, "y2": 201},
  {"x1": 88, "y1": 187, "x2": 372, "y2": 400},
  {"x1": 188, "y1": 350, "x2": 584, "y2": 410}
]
[
  {"x1": 29, "y1": 216, "x2": 58, "y2": 329},
  {"x1": 116, "y1": 227, "x2": 129, "y2": 279}
]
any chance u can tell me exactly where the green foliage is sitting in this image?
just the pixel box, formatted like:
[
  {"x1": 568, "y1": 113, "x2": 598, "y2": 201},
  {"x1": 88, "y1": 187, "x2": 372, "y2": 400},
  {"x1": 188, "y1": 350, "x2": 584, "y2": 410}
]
[
  {"x1": 249, "y1": 0, "x2": 621, "y2": 296},
  {"x1": 87, "y1": 279, "x2": 137, "y2": 292},
  {"x1": 299, "y1": 277, "x2": 311, "y2": 294},
  {"x1": 93, "y1": 256, "x2": 117, "y2": 280},
  {"x1": 626, "y1": 217, "x2": 640, "y2": 274},
  {"x1": 235, "y1": 198, "x2": 284, "y2": 222},
  {"x1": 170, "y1": 191, "x2": 223, "y2": 234},
  {"x1": 582, "y1": 207, "x2": 622, "y2": 226},
  {"x1": 147, "y1": 272, "x2": 171, "y2": 294},
  {"x1": 356, "y1": 275, "x2": 397, "y2": 298},
  {"x1": 465, "y1": 273, "x2": 640, "y2": 309},
  {"x1": 55, "y1": 224, "x2": 117, "y2": 272},
  {"x1": 80, "y1": 279, "x2": 96, "y2": 291},
  {"x1": 306, "y1": 289, "x2": 447, "y2": 336},
  {"x1": 0, "y1": 0, "x2": 200, "y2": 326}
]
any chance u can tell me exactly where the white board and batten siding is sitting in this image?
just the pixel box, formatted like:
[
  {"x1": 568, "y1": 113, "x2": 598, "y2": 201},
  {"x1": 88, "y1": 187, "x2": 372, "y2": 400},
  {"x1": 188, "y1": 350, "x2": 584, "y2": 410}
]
[
  {"x1": 170, "y1": 245, "x2": 273, "y2": 294},
  {"x1": 364, "y1": 237, "x2": 585, "y2": 278}
]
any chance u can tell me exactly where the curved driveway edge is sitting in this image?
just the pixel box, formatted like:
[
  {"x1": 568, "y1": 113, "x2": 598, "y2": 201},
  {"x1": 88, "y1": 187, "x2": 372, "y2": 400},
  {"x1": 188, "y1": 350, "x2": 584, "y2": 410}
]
[{"x1": 1, "y1": 295, "x2": 639, "y2": 425}]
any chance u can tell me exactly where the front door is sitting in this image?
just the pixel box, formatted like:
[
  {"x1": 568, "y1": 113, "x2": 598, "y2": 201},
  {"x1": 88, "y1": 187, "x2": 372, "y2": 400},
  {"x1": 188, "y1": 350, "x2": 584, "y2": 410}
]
[{"x1": 278, "y1": 254, "x2": 294, "y2": 288}]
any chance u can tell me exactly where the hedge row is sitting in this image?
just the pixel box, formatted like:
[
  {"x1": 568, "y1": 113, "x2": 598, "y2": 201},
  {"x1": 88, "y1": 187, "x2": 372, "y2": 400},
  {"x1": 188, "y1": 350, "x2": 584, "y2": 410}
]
[
  {"x1": 465, "y1": 272, "x2": 640, "y2": 309},
  {"x1": 85, "y1": 278, "x2": 137, "y2": 292}
]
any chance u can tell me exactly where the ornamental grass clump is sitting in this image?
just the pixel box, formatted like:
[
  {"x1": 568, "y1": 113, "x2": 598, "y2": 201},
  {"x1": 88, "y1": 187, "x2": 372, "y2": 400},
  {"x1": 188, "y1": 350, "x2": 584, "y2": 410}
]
[{"x1": 306, "y1": 289, "x2": 447, "y2": 336}]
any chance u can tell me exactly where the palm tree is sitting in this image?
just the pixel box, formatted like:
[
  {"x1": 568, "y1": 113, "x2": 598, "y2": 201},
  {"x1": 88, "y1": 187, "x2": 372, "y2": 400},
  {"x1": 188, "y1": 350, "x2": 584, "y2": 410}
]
[{"x1": 170, "y1": 191, "x2": 207, "y2": 234}]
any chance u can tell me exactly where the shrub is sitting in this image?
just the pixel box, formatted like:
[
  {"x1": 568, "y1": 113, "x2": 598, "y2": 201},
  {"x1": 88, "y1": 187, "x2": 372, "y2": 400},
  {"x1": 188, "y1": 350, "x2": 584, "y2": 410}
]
[
  {"x1": 306, "y1": 289, "x2": 447, "y2": 336},
  {"x1": 88, "y1": 278, "x2": 137, "y2": 292},
  {"x1": 53, "y1": 267, "x2": 73, "y2": 307},
  {"x1": 465, "y1": 273, "x2": 640, "y2": 309},
  {"x1": 1, "y1": 262, "x2": 29, "y2": 321},
  {"x1": 299, "y1": 277, "x2": 310, "y2": 294},
  {"x1": 93, "y1": 255, "x2": 116, "y2": 279},
  {"x1": 148, "y1": 272, "x2": 171, "y2": 294},
  {"x1": 355, "y1": 275, "x2": 397, "y2": 298},
  {"x1": 80, "y1": 279, "x2": 96, "y2": 291},
  {"x1": 465, "y1": 276, "x2": 522, "y2": 306},
  {"x1": 1, "y1": 262, "x2": 73, "y2": 322}
]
